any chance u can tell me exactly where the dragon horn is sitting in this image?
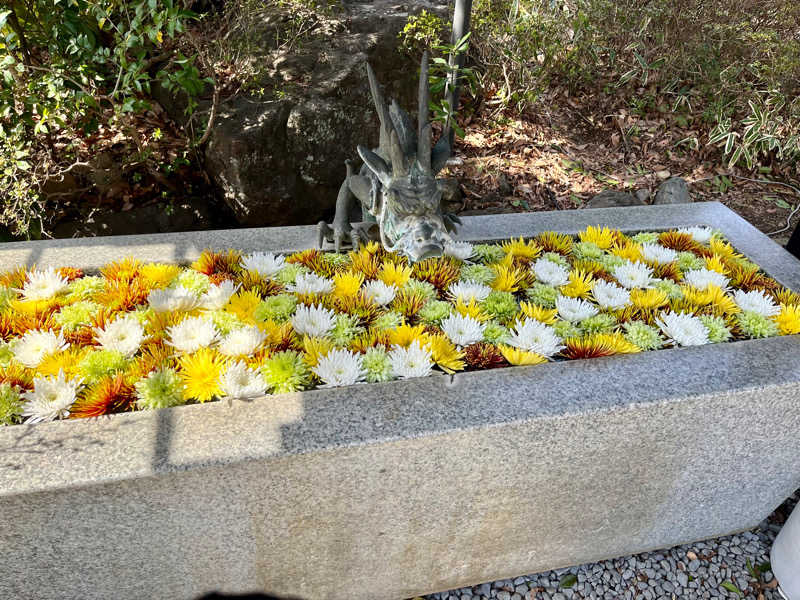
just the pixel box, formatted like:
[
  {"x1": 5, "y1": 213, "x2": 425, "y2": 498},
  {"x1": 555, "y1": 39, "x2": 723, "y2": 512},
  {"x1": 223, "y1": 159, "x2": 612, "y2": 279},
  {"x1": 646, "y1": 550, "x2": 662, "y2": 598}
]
[
  {"x1": 417, "y1": 51, "x2": 432, "y2": 173},
  {"x1": 366, "y1": 62, "x2": 393, "y2": 147}
]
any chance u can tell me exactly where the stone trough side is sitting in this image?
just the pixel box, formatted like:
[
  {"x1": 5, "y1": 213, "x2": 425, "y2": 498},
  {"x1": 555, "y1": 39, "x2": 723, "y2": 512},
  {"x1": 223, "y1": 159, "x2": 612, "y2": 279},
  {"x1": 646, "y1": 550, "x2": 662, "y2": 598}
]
[{"x1": 1, "y1": 203, "x2": 799, "y2": 600}]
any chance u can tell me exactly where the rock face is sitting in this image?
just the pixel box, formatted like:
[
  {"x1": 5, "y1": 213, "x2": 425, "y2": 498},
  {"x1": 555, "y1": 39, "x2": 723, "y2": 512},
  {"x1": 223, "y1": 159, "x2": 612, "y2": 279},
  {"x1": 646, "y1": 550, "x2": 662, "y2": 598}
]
[
  {"x1": 654, "y1": 177, "x2": 691, "y2": 204},
  {"x1": 204, "y1": 0, "x2": 448, "y2": 227},
  {"x1": 585, "y1": 190, "x2": 646, "y2": 209}
]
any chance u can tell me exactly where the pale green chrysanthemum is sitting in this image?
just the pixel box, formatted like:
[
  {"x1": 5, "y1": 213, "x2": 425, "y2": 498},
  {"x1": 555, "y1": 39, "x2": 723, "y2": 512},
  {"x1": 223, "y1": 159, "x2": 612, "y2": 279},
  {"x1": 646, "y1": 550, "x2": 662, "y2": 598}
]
[
  {"x1": 419, "y1": 300, "x2": 452, "y2": 326},
  {"x1": 206, "y1": 309, "x2": 246, "y2": 335},
  {"x1": 580, "y1": 312, "x2": 617, "y2": 334},
  {"x1": 525, "y1": 282, "x2": 559, "y2": 308},
  {"x1": 652, "y1": 279, "x2": 684, "y2": 301},
  {"x1": 254, "y1": 294, "x2": 297, "y2": 323},
  {"x1": 275, "y1": 263, "x2": 310, "y2": 285},
  {"x1": 134, "y1": 368, "x2": 185, "y2": 410},
  {"x1": 727, "y1": 255, "x2": 758, "y2": 272},
  {"x1": 596, "y1": 253, "x2": 626, "y2": 270},
  {"x1": 0, "y1": 382, "x2": 23, "y2": 426},
  {"x1": 260, "y1": 350, "x2": 310, "y2": 394},
  {"x1": 698, "y1": 315, "x2": 732, "y2": 343},
  {"x1": 623, "y1": 320, "x2": 663, "y2": 350},
  {"x1": 572, "y1": 241, "x2": 605, "y2": 260},
  {"x1": 631, "y1": 232, "x2": 660, "y2": 244},
  {"x1": 0, "y1": 340, "x2": 15, "y2": 367},
  {"x1": 66, "y1": 275, "x2": 105, "y2": 300},
  {"x1": 677, "y1": 252, "x2": 705, "y2": 272},
  {"x1": 53, "y1": 300, "x2": 101, "y2": 331},
  {"x1": 324, "y1": 252, "x2": 350, "y2": 268},
  {"x1": 362, "y1": 347, "x2": 394, "y2": 383},
  {"x1": 482, "y1": 320, "x2": 511, "y2": 344},
  {"x1": 176, "y1": 269, "x2": 210, "y2": 295},
  {"x1": 541, "y1": 252, "x2": 570, "y2": 269},
  {"x1": 330, "y1": 313, "x2": 365, "y2": 346},
  {"x1": 481, "y1": 290, "x2": 518, "y2": 322},
  {"x1": 129, "y1": 306, "x2": 155, "y2": 325},
  {"x1": 459, "y1": 264, "x2": 496, "y2": 285},
  {"x1": 473, "y1": 244, "x2": 506, "y2": 264},
  {"x1": 373, "y1": 310, "x2": 404, "y2": 331},
  {"x1": 77, "y1": 349, "x2": 129, "y2": 380},
  {"x1": 552, "y1": 319, "x2": 580, "y2": 339},
  {"x1": 736, "y1": 311, "x2": 779, "y2": 339},
  {"x1": 0, "y1": 285, "x2": 14, "y2": 312},
  {"x1": 403, "y1": 278, "x2": 437, "y2": 301}
]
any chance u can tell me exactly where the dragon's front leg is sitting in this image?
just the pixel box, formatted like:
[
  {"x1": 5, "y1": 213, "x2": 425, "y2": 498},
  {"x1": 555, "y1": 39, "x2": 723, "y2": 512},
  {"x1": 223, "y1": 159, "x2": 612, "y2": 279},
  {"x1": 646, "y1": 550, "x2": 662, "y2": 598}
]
[{"x1": 318, "y1": 160, "x2": 359, "y2": 253}]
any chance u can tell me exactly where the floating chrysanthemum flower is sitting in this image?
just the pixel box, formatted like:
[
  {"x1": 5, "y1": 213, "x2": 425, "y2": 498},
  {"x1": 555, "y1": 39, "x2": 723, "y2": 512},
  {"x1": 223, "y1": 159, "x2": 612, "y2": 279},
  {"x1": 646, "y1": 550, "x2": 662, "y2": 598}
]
[
  {"x1": 736, "y1": 311, "x2": 780, "y2": 339},
  {"x1": 448, "y1": 280, "x2": 491, "y2": 303},
  {"x1": 444, "y1": 241, "x2": 474, "y2": 261},
  {"x1": 561, "y1": 333, "x2": 641, "y2": 359},
  {"x1": 166, "y1": 316, "x2": 220, "y2": 354},
  {"x1": 378, "y1": 262, "x2": 413, "y2": 288},
  {"x1": 373, "y1": 310, "x2": 405, "y2": 332},
  {"x1": 481, "y1": 320, "x2": 510, "y2": 344},
  {"x1": 147, "y1": 285, "x2": 201, "y2": 313},
  {"x1": 677, "y1": 226, "x2": 714, "y2": 244},
  {"x1": 134, "y1": 368, "x2": 185, "y2": 410},
  {"x1": 332, "y1": 271, "x2": 364, "y2": 299},
  {"x1": 775, "y1": 304, "x2": 800, "y2": 335},
  {"x1": 629, "y1": 288, "x2": 669, "y2": 310},
  {"x1": 21, "y1": 370, "x2": 81, "y2": 423},
  {"x1": 12, "y1": 329, "x2": 69, "y2": 368},
  {"x1": 287, "y1": 272, "x2": 334, "y2": 295},
  {"x1": 178, "y1": 348, "x2": 226, "y2": 402},
  {"x1": 526, "y1": 282, "x2": 560, "y2": 308},
  {"x1": 655, "y1": 311, "x2": 710, "y2": 346},
  {"x1": 490, "y1": 264, "x2": 525, "y2": 293},
  {"x1": 501, "y1": 237, "x2": 541, "y2": 260},
  {"x1": 632, "y1": 232, "x2": 660, "y2": 245},
  {"x1": 199, "y1": 280, "x2": 238, "y2": 311},
  {"x1": 426, "y1": 334, "x2": 466, "y2": 374},
  {"x1": 54, "y1": 300, "x2": 100, "y2": 332},
  {"x1": 389, "y1": 340, "x2": 434, "y2": 379},
  {"x1": 698, "y1": 314, "x2": 733, "y2": 343},
  {"x1": 18, "y1": 268, "x2": 70, "y2": 301},
  {"x1": 591, "y1": 280, "x2": 630, "y2": 310},
  {"x1": 225, "y1": 289, "x2": 262, "y2": 324},
  {"x1": 732, "y1": 289, "x2": 780, "y2": 317},
  {"x1": 506, "y1": 319, "x2": 564, "y2": 357},
  {"x1": 460, "y1": 264, "x2": 496, "y2": 286},
  {"x1": 612, "y1": 261, "x2": 655, "y2": 289},
  {"x1": 312, "y1": 348, "x2": 365, "y2": 387},
  {"x1": 274, "y1": 263, "x2": 309, "y2": 285},
  {"x1": 95, "y1": 316, "x2": 145, "y2": 358},
  {"x1": 241, "y1": 252, "x2": 286, "y2": 277},
  {"x1": 556, "y1": 296, "x2": 598, "y2": 323},
  {"x1": 77, "y1": 348, "x2": 128, "y2": 380},
  {"x1": 519, "y1": 302, "x2": 558, "y2": 325},
  {"x1": 676, "y1": 252, "x2": 705, "y2": 272},
  {"x1": 641, "y1": 243, "x2": 679, "y2": 265},
  {"x1": 472, "y1": 244, "x2": 506, "y2": 264},
  {"x1": 560, "y1": 270, "x2": 595, "y2": 299},
  {"x1": 481, "y1": 290, "x2": 518, "y2": 322},
  {"x1": 261, "y1": 350, "x2": 311, "y2": 393},
  {"x1": 580, "y1": 312, "x2": 618, "y2": 334},
  {"x1": 551, "y1": 320, "x2": 579, "y2": 343},
  {"x1": 219, "y1": 361, "x2": 267, "y2": 400},
  {"x1": 362, "y1": 347, "x2": 394, "y2": 383},
  {"x1": 579, "y1": 225, "x2": 616, "y2": 249},
  {"x1": 453, "y1": 297, "x2": 490, "y2": 322},
  {"x1": 291, "y1": 304, "x2": 336, "y2": 337},
  {"x1": 254, "y1": 294, "x2": 297, "y2": 323},
  {"x1": 0, "y1": 382, "x2": 23, "y2": 426},
  {"x1": 623, "y1": 321, "x2": 663, "y2": 351},
  {"x1": 498, "y1": 344, "x2": 548, "y2": 366},
  {"x1": 440, "y1": 313, "x2": 486, "y2": 347},
  {"x1": 330, "y1": 313, "x2": 365, "y2": 346},
  {"x1": 217, "y1": 325, "x2": 266, "y2": 357},
  {"x1": 66, "y1": 275, "x2": 105, "y2": 300},
  {"x1": 362, "y1": 280, "x2": 397, "y2": 306},
  {"x1": 140, "y1": 263, "x2": 180, "y2": 289},
  {"x1": 532, "y1": 258, "x2": 569, "y2": 287}
]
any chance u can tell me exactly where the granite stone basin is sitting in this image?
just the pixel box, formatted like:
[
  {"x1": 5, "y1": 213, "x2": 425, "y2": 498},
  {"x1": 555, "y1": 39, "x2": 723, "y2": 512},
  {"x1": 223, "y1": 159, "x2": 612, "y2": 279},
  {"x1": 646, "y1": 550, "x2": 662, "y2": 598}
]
[{"x1": 1, "y1": 202, "x2": 799, "y2": 600}]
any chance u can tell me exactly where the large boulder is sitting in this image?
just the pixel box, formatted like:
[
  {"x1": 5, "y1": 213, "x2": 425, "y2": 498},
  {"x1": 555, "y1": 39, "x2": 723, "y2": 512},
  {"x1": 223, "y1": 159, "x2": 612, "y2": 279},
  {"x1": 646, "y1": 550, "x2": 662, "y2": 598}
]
[{"x1": 204, "y1": 0, "x2": 448, "y2": 227}]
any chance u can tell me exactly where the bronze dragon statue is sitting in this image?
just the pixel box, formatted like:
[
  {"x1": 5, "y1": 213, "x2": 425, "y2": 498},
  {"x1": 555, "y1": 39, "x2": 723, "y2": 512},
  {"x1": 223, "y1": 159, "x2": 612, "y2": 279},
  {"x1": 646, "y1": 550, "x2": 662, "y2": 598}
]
[{"x1": 318, "y1": 53, "x2": 461, "y2": 262}]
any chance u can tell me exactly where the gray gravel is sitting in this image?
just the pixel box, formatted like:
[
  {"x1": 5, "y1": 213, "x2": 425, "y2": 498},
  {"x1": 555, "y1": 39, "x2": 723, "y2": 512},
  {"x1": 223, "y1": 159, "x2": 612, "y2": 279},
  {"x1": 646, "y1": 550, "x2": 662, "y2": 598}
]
[{"x1": 418, "y1": 495, "x2": 798, "y2": 600}]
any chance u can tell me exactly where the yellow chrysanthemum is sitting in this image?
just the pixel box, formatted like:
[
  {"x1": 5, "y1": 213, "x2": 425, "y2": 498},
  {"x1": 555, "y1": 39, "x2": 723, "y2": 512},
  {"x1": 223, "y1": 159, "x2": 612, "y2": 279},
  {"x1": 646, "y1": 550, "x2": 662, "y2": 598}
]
[
  {"x1": 560, "y1": 270, "x2": 594, "y2": 299},
  {"x1": 37, "y1": 346, "x2": 88, "y2": 379},
  {"x1": 501, "y1": 237, "x2": 541, "y2": 260},
  {"x1": 679, "y1": 285, "x2": 715, "y2": 307},
  {"x1": 425, "y1": 335, "x2": 465, "y2": 374},
  {"x1": 518, "y1": 301, "x2": 558, "y2": 324},
  {"x1": 704, "y1": 255, "x2": 729, "y2": 275},
  {"x1": 387, "y1": 323, "x2": 428, "y2": 348},
  {"x1": 536, "y1": 231, "x2": 573, "y2": 255},
  {"x1": 256, "y1": 319, "x2": 292, "y2": 346},
  {"x1": 491, "y1": 264, "x2": 525, "y2": 292},
  {"x1": 10, "y1": 298, "x2": 62, "y2": 316},
  {"x1": 140, "y1": 263, "x2": 181, "y2": 289},
  {"x1": 706, "y1": 285, "x2": 740, "y2": 315},
  {"x1": 498, "y1": 344, "x2": 548, "y2": 366},
  {"x1": 775, "y1": 304, "x2": 800, "y2": 335},
  {"x1": 630, "y1": 288, "x2": 669, "y2": 310},
  {"x1": 225, "y1": 289, "x2": 262, "y2": 324},
  {"x1": 709, "y1": 237, "x2": 742, "y2": 260},
  {"x1": 610, "y1": 241, "x2": 643, "y2": 262},
  {"x1": 579, "y1": 225, "x2": 616, "y2": 249},
  {"x1": 300, "y1": 335, "x2": 334, "y2": 367},
  {"x1": 378, "y1": 261, "x2": 412, "y2": 288},
  {"x1": 358, "y1": 240, "x2": 381, "y2": 255},
  {"x1": 561, "y1": 333, "x2": 641, "y2": 358},
  {"x1": 179, "y1": 348, "x2": 226, "y2": 402},
  {"x1": 454, "y1": 297, "x2": 490, "y2": 322},
  {"x1": 333, "y1": 271, "x2": 364, "y2": 299}
]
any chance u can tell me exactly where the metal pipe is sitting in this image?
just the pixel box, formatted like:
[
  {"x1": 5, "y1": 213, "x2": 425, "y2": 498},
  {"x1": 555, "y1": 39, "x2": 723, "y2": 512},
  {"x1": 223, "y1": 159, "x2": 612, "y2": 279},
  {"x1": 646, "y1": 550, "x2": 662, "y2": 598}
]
[{"x1": 445, "y1": 0, "x2": 472, "y2": 147}]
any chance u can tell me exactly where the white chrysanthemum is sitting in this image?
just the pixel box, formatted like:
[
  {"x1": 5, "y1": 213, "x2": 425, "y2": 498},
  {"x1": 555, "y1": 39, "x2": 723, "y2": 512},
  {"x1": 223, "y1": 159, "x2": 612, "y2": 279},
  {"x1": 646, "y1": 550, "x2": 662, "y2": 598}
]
[
  {"x1": 287, "y1": 272, "x2": 334, "y2": 295},
  {"x1": 592, "y1": 280, "x2": 631, "y2": 310},
  {"x1": 678, "y1": 226, "x2": 714, "y2": 244},
  {"x1": 147, "y1": 286, "x2": 200, "y2": 312},
  {"x1": 217, "y1": 325, "x2": 266, "y2": 357},
  {"x1": 556, "y1": 296, "x2": 599, "y2": 323},
  {"x1": 732, "y1": 289, "x2": 780, "y2": 316},
  {"x1": 389, "y1": 340, "x2": 434, "y2": 379},
  {"x1": 447, "y1": 280, "x2": 491, "y2": 303},
  {"x1": 241, "y1": 252, "x2": 286, "y2": 277},
  {"x1": 444, "y1": 241, "x2": 474, "y2": 261},
  {"x1": 612, "y1": 261, "x2": 655, "y2": 289},
  {"x1": 440, "y1": 313, "x2": 485, "y2": 347},
  {"x1": 656, "y1": 311, "x2": 710, "y2": 346},
  {"x1": 291, "y1": 304, "x2": 336, "y2": 337},
  {"x1": 507, "y1": 319, "x2": 564, "y2": 357},
  {"x1": 532, "y1": 258, "x2": 570, "y2": 287},
  {"x1": 12, "y1": 329, "x2": 69, "y2": 368},
  {"x1": 362, "y1": 280, "x2": 397, "y2": 306},
  {"x1": 21, "y1": 370, "x2": 82, "y2": 423},
  {"x1": 200, "y1": 280, "x2": 238, "y2": 310},
  {"x1": 166, "y1": 316, "x2": 220, "y2": 353},
  {"x1": 312, "y1": 349, "x2": 365, "y2": 387},
  {"x1": 18, "y1": 267, "x2": 70, "y2": 301},
  {"x1": 641, "y1": 243, "x2": 679, "y2": 265},
  {"x1": 219, "y1": 361, "x2": 267, "y2": 400},
  {"x1": 95, "y1": 315, "x2": 145, "y2": 358},
  {"x1": 684, "y1": 268, "x2": 730, "y2": 291}
]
